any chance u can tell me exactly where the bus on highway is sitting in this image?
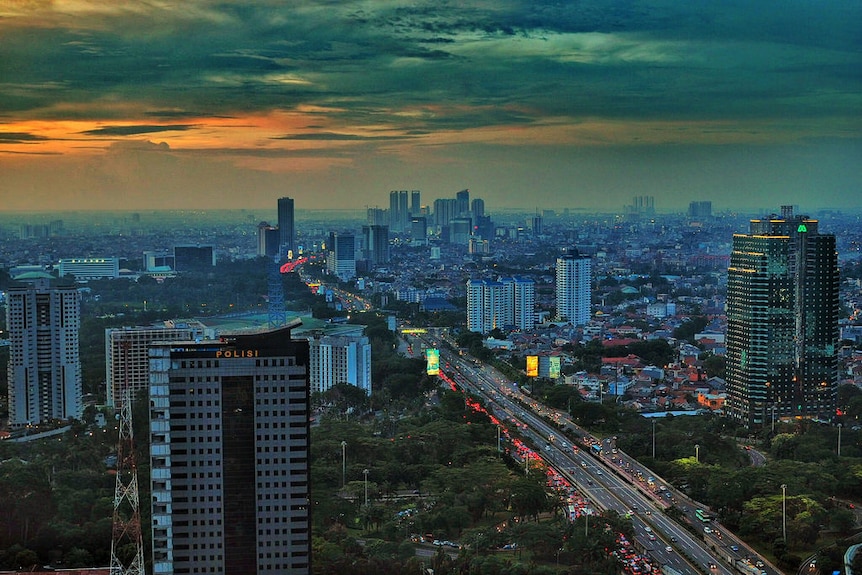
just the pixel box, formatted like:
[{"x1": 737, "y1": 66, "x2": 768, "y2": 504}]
[
  {"x1": 590, "y1": 444, "x2": 602, "y2": 456},
  {"x1": 695, "y1": 508, "x2": 711, "y2": 522}
]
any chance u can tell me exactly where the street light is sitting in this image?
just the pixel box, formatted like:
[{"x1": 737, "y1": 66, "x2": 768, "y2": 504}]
[
  {"x1": 781, "y1": 484, "x2": 787, "y2": 543},
  {"x1": 651, "y1": 419, "x2": 656, "y2": 459},
  {"x1": 341, "y1": 440, "x2": 347, "y2": 488},
  {"x1": 695, "y1": 444, "x2": 700, "y2": 463},
  {"x1": 363, "y1": 468, "x2": 370, "y2": 506}
]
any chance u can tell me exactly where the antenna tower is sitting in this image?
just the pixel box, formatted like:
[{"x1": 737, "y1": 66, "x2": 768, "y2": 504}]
[
  {"x1": 268, "y1": 257, "x2": 287, "y2": 328},
  {"x1": 110, "y1": 341, "x2": 145, "y2": 575}
]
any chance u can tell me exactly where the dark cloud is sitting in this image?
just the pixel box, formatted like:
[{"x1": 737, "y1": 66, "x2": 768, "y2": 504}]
[
  {"x1": 0, "y1": 132, "x2": 48, "y2": 143},
  {"x1": 81, "y1": 125, "x2": 196, "y2": 136},
  {"x1": 273, "y1": 132, "x2": 412, "y2": 141}
]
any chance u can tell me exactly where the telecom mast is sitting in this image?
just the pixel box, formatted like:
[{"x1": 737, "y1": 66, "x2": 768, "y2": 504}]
[{"x1": 110, "y1": 383, "x2": 145, "y2": 575}]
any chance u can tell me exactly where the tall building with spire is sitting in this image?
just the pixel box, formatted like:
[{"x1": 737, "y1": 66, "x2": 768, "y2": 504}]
[
  {"x1": 6, "y1": 276, "x2": 82, "y2": 428},
  {"x1": 725, "y1": 206, "x2": 839, "y2": 427}
]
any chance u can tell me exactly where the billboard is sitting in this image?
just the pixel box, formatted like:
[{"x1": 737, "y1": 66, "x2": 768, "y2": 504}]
[
  {"x1": 526, "y1": 355, "x2": 538, "y2": 377},
  {"x1": 549, "y1": 356, "x2": 561, "y2": 379},
  {"x1": 426, "y1": 348, "x2": 440, "y2": 375}
]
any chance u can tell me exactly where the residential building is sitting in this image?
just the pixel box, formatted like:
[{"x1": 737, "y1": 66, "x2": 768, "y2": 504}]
[
  {"x1": 467, "y1": 277, "x2": 535, "y2": 333},
  {"x1": 148, "y1": 322, "x2": 311, "y2": 575},
  {"x1": 725, "y1": 206, "x2": 839, "y2": 426},
  {"x1": 6, "y1": 276, "x2": 82, "y2": 427},
  {"x1": 556, "y1": 251, "x2": 592, "y2": 325},
  {"x1": 105, "y1": 321, "x2": 210, "y2": 408},
  {"x1": 308, "y1": 333, "x2": 372, "y2": 395}
]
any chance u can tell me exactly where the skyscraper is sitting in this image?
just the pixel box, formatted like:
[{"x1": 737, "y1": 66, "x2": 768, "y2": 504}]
[
  {"x1": 6, "y1": 276, "x2": 82, "y2": 427},
  {"x1": 410, "y1": 190, "x2": 421, "y2": 217},
  {"x1": 149, "y1": 322, "x2": 311, "y2": 575},
  {"x1": 388, "y1": 190, "x2": 409, "y2": 232},
  {"x1": 456, "y1": 189, "x2": 470, "y2": 217},
  {"x1": 725, "y1": 206, "x2": 839, "y2": 427},
  {"x1": 257, "y1": 221, "x2": 280, "y2": 257},
  {"x1": 278, "y1": 196, "x2": 295, "y2": 257},
  {"x1": 555, "y1": 251, "x2": 592, "y2": 325}
]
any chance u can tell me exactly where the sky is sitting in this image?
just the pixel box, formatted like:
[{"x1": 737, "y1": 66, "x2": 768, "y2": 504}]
[{"x1": 1, "y1": 0, "x2": 860, "y2": 213}]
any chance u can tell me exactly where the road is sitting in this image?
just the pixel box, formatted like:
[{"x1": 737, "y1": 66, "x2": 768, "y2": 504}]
[{"x1": 409, "y1": 328, "x2": 777, "y2": 575}]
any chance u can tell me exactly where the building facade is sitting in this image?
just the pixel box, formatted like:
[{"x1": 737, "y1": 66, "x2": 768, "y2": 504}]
[
  {"x1": 6, "y1": 277, "x2": 82, "y2": 427},
  {"x1": 277, "y1": 197, "x2": 296, "y2": 257},
  {"x1": 58, "y1": 257, "x2": 120, "y2": 280},
  {"x1": 326, "y1": 232, "x2": 356, "y2": 281},
  {"x1": 105, "y1": 321, "x2": 210, "y2": 408},
  {"x1": 555, "y1": 251, "x2": 592, "y2": 325},
  {"x1": 467, "y1": 277, "x2": 535, "y2": 334},
  {"x1": 725, "y1": 206, "x2": 839, "y2": 426},
  {"x1": 149, "y1": 323, "x2": 311, "y2": 575},
  {"x1": 308, "y1": 333, "x2": 372, "y2": 395}
]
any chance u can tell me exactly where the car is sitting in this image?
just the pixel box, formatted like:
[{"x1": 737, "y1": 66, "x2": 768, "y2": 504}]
[
  {"x1": 665, "y1": 546, "x2": 673, "y2": 552},
  {"x1": 704, "y1": 527, "x2": 712, "y2": 534},
  {"x1": 708, "y1": 563, "x2": 718, "y2": 570},
  {"x1": 730, "y1": 545, "x2": 739, "y2": 551},
  {"x1": 648, "y1": 534, "x2": 656, "y2": 541},
  {"x1": 670, "y1": 536, "x2": 677, "y2": 542}
]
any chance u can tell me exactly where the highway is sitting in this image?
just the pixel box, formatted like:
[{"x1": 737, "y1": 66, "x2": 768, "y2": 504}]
[{"x1": 410, "y1": 329, "x2": 776, "y2": 575}]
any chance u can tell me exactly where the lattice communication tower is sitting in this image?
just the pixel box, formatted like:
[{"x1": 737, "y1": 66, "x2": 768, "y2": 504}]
[{"x1": 110, "y1": 353, "x2": 145, "y2": 575}]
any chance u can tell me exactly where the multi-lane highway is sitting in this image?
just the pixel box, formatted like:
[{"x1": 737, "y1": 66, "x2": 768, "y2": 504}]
[{"x1": 410, "y1": 329, "x2": 775, "y2": 575}]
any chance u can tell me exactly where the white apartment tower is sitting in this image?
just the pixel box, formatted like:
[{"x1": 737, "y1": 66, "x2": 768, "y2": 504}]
[
  {"x1": 105, "y1": 321, "x2": 210, "y2": 407},
  {"x1": 308, "y1": 333, "x2": 372, "y2": 395},
  {"x1": 149, "y1": 322, "x2": 311, "y2": 575},
  {"x1": 6, "y1": 277, "x2": 82, "y2": 427},
  {"x1": 467, "y1": 277, "x2": 535, "y2": 334},
  {"x1": 556, "y1": 251, "x2": 592, "y2": 325}
]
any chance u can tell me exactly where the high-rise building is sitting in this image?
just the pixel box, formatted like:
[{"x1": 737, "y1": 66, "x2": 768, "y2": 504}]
[
  {"x1": 410, "y1": 190, "x2": 421, "y2": 217},
  {"x1": 471, "y1": 198, "x2": 485, "y2": 221},
  {"x1": 410, "y1": 217, "x2": 427, "y2": 246},
  {"x1": 688, "y1": 201, "x2": 713, "y2": 219},
  {"x1": 456, "y1": 189, "x2": 470, "y2": 217},
  {"x1": 6, "y1": 277, "x2": 82, "y2": 427},
  {"x1": 725, "y1": 206, "x2": 839, "y2": 427},
  {"x1": 433, "y1": 198, "x2": 457, "y2": 228},
  {"x1": 173, "y1": 245, "x2": 215, "y2": 271},
  {"x1": 278, "y1": 197, "x2": 295, "y2": 257},
  {"x1": 388, "y1": 190, "x2": 409, "y2": 232},
  {"x1": 556, "y1": 251, "x2": 592, "y2": 325},
  {"x1": 326, "y1": 232, "x2": 356, "y2": 281},
  {"x1": 149, "y1": 322, "x2": 311, "y2": 575},
  {"x1": 105, "y1": 321, "x2": 210, "y2": 408},
  {"x1": 466, "y1": 277, "x2": 535, "y2": 333},
  {"x1": 308, "y1": 333, "x2": 372, "y2": 395},
  {"x1": 362, "y1": 224, "x2": 390, "y2": 266},
  {"x1": 450, "y1": 218, "x2": 472, "y2": 245},
  {"x1": 367, "y1": 207, "x2": 387, "y2": 226},
  {"x1": 257, "y1": 222, "x2": 280, "y2": 257}
]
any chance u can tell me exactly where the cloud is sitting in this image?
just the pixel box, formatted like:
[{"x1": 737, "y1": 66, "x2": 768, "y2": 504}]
[
  {"x1": 0, "y1": 131, "x2": 48, "y2": 143},
  {"x1": 80, "y1": 124, "x2": 196, "y2": 136}
]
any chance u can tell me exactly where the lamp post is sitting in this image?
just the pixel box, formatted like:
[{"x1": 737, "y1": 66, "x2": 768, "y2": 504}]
[
  {"x1": 363, "y1": 468, "x2": 370, "y2": 506},
  {"x1": 781, "y1": 484, "x2": 787, "y2": 543},
  {"x1": 695, "y1": 444, "x2": 700, "y2": 463},
  {"x1": 837, "y1": 424, "x2": 842, "y2": 457},
  {"x1": 651, "y1": 419, "x2": 656, "y2": 459},
  {"x1": 341, "y1": 440, "x2": 347, "y2": 489}
]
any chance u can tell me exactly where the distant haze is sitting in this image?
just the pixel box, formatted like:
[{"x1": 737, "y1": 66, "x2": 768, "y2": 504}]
[{"x1": 1, "y1": 1, "x2": 859, "y2": 212}]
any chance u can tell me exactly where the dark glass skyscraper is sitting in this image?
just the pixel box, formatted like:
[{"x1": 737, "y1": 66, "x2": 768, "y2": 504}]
[
  {"x1": 149, "y1": 322, "x2": 311, "y2": 574},
  {"x1": 725, "y1": 206, "x2": 839, "y2": 427},
  {"x1": 277, "y1": 196, "x2": 295, "y2": 257}
]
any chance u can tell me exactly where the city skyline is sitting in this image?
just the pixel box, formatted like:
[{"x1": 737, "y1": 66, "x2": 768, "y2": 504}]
[{"x1": 1, "y1": 1, "x2": 860, "y2": 213}]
